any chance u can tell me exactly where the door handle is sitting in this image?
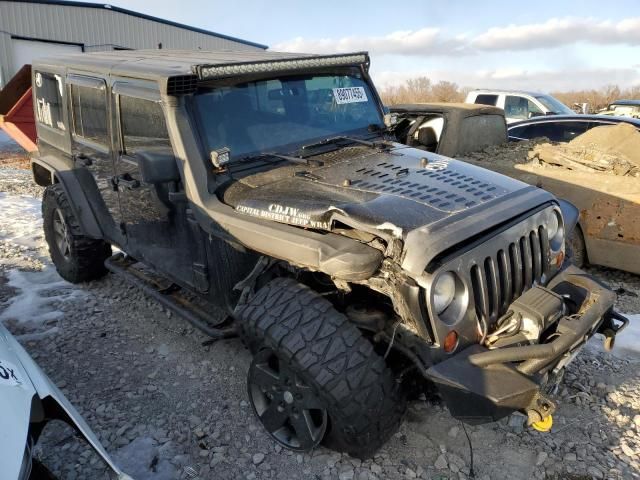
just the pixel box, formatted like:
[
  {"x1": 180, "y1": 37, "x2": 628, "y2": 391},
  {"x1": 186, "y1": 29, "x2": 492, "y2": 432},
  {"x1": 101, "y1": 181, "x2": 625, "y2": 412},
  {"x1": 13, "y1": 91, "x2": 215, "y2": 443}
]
[
  {"x1": 115, "y1": 174, "x2": 140, "y2": 190},
  {"x1": 75, "y1": 154, "x2": 93, "y2": 167}
]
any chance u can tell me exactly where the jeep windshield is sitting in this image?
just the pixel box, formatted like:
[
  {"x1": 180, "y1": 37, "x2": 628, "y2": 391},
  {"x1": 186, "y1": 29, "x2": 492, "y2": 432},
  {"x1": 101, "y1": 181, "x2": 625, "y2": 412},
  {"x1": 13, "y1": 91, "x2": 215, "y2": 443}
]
[{"x1": 192, "y1": 71, "x2": 384, "y2": 162}]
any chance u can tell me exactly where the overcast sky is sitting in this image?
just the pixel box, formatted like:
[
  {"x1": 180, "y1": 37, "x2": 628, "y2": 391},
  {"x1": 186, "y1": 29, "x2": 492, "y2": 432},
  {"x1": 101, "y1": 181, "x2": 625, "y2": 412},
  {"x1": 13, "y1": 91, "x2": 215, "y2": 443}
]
[{"x1": 95, "y1": 0, "x2": 639, "y2": 91}]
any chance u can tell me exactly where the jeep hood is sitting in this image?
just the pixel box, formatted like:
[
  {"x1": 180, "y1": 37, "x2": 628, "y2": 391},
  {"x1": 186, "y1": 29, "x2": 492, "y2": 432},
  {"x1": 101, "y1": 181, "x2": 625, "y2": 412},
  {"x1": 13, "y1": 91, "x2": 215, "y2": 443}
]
[{"x1": 222, "y1": 144, "x2": 555, "y2": 273}]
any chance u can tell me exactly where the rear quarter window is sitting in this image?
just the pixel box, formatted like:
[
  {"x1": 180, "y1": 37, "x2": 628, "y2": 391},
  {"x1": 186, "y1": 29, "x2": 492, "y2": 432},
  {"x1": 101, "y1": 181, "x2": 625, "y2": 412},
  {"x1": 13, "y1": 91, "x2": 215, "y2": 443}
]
[
  {"x1": 474, "y1": 94, "x2": 498, "y2": 106},
  {"x1": 34, "y1": 71, "x2": 65, "y2": 131}
]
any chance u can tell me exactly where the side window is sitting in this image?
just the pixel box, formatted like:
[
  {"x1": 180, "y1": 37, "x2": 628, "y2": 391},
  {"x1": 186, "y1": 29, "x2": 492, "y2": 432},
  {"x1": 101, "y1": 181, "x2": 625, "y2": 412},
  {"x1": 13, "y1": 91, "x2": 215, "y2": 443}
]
[
  {"x1": 119, "y1": 96, "x2": 171, "y2": 154},
  {"x1": 554, "y1": 121, "x2": 590, "y2": 141},
  {"x1": 509, "y1": 123, "x2": 553, "y2": 140},
  {"x1": 71, "y1": 84, "x2": 108, "y2": 145},
  {"x1": 509, "y1": 122, "x2": 589, "y2": 142},
  {"x1": 505, "y1": 96, "x2": 543, "y2": 120},
  {"x1": 474, "y1": 94, "x2": 498, "y2": 106},
  {"x1": 34, "y1": 72, "x2": 65, "y2": 130},
  {"x1": 508, "y1": 125, "x2": 529, "y2": 139}
]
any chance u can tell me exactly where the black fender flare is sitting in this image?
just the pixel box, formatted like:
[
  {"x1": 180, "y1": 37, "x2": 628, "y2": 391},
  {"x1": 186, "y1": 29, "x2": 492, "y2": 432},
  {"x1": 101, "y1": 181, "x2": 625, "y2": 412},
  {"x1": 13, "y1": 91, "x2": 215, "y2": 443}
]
[{"x1": 32, "y1": 155, "x2": 104, "y2": 239}]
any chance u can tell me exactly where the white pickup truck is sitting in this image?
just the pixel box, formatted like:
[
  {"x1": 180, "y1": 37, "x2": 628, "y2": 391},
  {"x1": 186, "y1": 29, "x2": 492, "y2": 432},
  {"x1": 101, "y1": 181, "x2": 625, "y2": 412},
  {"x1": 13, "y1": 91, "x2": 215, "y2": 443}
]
[{"x1": 465, "y1": 89, "x2": 574, "y2": 123}]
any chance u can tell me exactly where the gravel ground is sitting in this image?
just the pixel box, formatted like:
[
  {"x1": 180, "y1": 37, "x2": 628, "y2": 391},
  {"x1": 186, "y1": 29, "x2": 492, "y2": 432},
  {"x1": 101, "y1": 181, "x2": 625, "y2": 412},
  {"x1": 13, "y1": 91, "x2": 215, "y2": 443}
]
[{"x1": 0, "y1": 163, "x2": 639, "y2": 480}]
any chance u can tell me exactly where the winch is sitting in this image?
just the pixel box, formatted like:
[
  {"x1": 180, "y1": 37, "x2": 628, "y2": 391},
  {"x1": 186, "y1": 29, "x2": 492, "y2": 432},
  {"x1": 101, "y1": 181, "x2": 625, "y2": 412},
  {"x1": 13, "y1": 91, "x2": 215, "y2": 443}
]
[{"x1": 485, "y1": 286, "x2": 566, "y2": 349}]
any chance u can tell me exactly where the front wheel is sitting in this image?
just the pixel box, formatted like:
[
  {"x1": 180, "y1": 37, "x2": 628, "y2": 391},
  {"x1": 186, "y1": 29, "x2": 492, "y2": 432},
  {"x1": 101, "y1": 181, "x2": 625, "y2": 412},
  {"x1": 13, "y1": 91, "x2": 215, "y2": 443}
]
[
  {"x1": 566, "y1": 225, "x2": 587, "y2": 268},
  {"x1": 42, "y1": 184, "x2": 111, "y2": 283},
  {"x1": 236, "y1": 277, "x2": 406, "y2": 459},
  {"x1": 248, "y1": 348, "x2": 328, "y2": 451}
]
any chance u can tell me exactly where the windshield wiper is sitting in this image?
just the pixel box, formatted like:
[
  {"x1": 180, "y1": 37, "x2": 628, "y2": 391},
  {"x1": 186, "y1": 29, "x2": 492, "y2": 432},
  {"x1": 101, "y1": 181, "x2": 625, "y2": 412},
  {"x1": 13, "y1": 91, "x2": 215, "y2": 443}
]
[
  {"x1": 301, "y1": 135, "x2": 379, "y2": 152},
  {"x1": 239, "y1": 152, "x2": 320, "y2": 166}
]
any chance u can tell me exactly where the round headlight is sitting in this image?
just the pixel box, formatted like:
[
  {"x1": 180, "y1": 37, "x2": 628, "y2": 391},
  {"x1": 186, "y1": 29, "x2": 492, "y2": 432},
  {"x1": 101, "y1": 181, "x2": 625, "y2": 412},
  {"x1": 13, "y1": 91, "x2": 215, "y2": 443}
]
[
  {"x1": 433, "y1": 272, "x2": 456, "y2": 314},
  {"x1": 547, "y1": 212, "x2": 559, "y2": 239},
  {"x1": 548, "y1": 210, "x2": 564, "y2": 251}
]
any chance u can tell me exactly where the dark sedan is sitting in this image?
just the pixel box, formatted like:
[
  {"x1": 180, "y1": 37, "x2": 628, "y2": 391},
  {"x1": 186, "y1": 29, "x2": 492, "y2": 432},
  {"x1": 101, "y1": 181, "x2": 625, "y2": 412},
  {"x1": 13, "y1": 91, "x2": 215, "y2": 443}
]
[{"x1": 507, "y1": 114, "x2": 640, "y2": 142}]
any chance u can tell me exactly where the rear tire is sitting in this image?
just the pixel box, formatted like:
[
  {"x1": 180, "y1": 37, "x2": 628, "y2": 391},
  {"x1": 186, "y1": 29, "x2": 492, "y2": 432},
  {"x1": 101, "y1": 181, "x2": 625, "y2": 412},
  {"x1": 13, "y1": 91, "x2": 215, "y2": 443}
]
[
  {"x1": 42, "y1": 184, "x2": 111, "y2": 283},
  {"x1": 235, "y1": 277, "x2": 406, "y2": 459}
]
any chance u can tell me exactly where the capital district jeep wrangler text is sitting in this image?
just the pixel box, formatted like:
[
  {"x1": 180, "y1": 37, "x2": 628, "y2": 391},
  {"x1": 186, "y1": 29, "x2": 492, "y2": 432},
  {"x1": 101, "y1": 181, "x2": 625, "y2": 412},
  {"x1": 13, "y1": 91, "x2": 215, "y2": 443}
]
[{"x1": 29, "y1": 50, "x2": 627, "y2": 458}]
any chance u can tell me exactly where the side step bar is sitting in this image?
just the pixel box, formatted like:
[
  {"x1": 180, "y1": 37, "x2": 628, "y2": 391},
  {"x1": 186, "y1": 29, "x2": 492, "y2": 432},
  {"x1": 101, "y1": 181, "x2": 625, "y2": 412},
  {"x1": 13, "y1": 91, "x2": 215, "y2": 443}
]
[{"x1": 104, "y1": 254, "x2": 237, "y2": 341}]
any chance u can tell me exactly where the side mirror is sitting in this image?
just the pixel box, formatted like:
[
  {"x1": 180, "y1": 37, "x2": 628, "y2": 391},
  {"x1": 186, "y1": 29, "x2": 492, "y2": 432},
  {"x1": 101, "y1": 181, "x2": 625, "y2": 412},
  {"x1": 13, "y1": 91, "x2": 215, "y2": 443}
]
[{"x1": 133, "y1": 151, "x2": 180, "y2": 184}]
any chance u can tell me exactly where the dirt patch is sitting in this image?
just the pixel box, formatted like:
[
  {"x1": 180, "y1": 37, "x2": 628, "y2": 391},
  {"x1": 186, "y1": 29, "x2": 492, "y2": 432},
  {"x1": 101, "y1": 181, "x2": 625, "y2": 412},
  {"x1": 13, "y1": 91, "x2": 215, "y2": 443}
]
[
  {"x1": 582, "y1": 199, "x2": 640, "y2": 244},
  {"x1": 0, "y1": 151, "x2": 30, "y2": 169},
  {"x1": 529, "y1": 123, "x2": 640, "y2": 176}
]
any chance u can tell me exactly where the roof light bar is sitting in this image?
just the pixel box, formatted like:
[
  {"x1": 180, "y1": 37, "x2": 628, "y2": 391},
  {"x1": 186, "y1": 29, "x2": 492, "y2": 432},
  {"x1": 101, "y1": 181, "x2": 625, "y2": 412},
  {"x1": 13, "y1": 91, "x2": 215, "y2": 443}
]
[{"x1": 194, "y1": 53, "x2": 369, "y2": 80}]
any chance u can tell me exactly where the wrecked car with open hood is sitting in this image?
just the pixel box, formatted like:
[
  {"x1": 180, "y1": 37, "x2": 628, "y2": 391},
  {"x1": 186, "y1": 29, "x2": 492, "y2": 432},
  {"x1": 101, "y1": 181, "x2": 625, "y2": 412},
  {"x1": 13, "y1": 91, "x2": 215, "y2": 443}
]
[
  {"x1": 20, "y1": 49, "x2": 628, "y2": 458},
  {"x1": 0, "y1": 322, "x2": 131, "y2": 479}
]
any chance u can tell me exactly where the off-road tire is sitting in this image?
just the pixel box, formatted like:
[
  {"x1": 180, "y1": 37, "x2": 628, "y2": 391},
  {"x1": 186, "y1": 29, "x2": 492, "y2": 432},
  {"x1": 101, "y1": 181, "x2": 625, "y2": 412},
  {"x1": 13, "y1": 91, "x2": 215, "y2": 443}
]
[
  {"x1": 42, "y1": 184, "x2": 111, "y2": 283},
  {"x1": 567, "y1": 225, "x2": 587, "y2": 268},
  {"x1": 235, "y1": 277, "x2": 406, "y2": 459}
]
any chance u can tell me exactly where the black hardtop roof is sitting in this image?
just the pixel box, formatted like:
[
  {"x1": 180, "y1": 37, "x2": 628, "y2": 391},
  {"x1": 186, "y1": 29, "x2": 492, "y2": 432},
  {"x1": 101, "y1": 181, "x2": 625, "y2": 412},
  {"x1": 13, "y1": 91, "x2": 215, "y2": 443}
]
[
  {"x1": 390, "y1": 102, "x2": 505, "y2": 118},
  {"x1": 609, "y1": 99, "x2": 640, "y2": 106},
  {"x1": 32, "y1": 49, "x2": 368, "y2": 82}
]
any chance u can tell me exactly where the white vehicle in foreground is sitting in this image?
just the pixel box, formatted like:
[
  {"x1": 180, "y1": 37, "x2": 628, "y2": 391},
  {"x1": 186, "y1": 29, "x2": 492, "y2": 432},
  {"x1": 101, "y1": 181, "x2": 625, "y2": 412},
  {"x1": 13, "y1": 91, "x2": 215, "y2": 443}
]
[
  {"x1": 0, "y1": 322, "x2": 132, "y2": 480},
  {"x1": 465, "y1": 89, "x2": 574, "y2": 123}
]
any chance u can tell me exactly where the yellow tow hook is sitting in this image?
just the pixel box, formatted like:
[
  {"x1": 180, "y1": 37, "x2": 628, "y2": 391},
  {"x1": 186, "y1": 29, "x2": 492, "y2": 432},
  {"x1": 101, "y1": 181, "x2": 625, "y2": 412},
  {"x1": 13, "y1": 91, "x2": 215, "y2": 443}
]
[{"x1": 531, "y1": 414, "x2": 553, "y2": 432}]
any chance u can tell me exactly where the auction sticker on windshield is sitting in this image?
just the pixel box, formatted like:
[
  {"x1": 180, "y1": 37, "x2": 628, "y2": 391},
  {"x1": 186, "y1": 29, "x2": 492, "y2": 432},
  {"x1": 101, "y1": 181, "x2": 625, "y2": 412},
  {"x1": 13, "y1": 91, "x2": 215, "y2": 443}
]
[
  {"x1": 0, "y1": 358, "x2": 22, "y2": 387},
  {"x1": 333, "y1": 87, "x2": 368, "y2": 104}
]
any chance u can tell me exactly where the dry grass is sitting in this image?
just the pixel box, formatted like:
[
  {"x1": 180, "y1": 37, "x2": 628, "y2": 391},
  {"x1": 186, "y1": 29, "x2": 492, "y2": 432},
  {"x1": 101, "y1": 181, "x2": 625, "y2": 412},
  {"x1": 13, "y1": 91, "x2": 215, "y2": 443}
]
[
  {"x1": 379, "y1": 77, "x2": 467, "y2": 105},
  {"x1": 379, "y1": 76, "x2": 640, "y2": 112}
]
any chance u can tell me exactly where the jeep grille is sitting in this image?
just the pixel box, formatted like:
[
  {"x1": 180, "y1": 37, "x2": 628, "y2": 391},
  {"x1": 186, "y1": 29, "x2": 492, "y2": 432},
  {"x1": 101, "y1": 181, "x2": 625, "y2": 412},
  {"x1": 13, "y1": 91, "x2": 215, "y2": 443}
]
[{"x1": 470, "y1": 226, "x2": 550, "y2": 326}]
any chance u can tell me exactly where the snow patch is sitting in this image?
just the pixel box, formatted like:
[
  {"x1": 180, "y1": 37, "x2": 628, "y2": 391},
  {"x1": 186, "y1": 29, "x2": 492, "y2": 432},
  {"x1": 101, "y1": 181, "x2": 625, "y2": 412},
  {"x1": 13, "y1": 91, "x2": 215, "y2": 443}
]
[
  {"x1": 587, "y1": 313, "x2": 640, "y2": 361},
  {"x1": 0, "y1": 193, "x2": 43, "y2": 249},
  {"x1": 613, "y1": 313, "x2": 640, "y2": 358},
  {"x1": 0, "y1": 266, "x2": 86, "y2": 334},
  {"x1": 0, "y1": 130, "x2": 21, "y2": 151}
]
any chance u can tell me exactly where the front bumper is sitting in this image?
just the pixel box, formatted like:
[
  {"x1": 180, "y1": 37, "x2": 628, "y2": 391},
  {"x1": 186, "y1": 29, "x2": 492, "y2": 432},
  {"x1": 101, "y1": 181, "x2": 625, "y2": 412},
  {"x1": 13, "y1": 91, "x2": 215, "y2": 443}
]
[{"x1": 425, "y1": 265, "x2": 627, "y2": 425}]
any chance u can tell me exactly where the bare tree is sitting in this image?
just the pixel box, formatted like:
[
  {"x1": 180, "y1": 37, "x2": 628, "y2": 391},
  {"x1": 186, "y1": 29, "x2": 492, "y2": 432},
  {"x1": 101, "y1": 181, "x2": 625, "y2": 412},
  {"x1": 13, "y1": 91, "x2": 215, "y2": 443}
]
[
  {"x1": 430, "y1": 81, "x2": 463, "y2": 102},
  {"x1": 380, "y1": 76, "x2": 639, "y2": 112}
]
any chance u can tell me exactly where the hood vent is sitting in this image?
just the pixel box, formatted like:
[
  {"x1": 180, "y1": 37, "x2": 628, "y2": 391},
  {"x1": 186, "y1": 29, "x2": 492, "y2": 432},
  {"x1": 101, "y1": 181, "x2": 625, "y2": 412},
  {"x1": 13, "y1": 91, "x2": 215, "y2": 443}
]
[{"x1": 348, "y1": 160, "x2": 508, "y2": 213}]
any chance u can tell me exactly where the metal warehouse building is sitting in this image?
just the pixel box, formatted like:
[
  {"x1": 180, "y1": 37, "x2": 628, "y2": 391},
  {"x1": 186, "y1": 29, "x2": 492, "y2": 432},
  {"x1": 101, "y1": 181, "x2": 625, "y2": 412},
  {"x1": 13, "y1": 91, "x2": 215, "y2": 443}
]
[{"x1": 0, "y1": 0, "x2": 267, "y2": 88}]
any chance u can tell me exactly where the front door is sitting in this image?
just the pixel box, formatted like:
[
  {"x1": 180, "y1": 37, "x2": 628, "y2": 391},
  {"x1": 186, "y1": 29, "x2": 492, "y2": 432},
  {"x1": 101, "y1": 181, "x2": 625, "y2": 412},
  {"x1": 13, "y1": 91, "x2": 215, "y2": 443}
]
[
  {"x1": 112, "y1": 87, "x2": 201, "y2": 289},
  {"x1": 503, "y1": 95, "x2": 544, "y2": 124},
  {"x1": 68, "y1": 75, "x2": 122, "y2": 243}
]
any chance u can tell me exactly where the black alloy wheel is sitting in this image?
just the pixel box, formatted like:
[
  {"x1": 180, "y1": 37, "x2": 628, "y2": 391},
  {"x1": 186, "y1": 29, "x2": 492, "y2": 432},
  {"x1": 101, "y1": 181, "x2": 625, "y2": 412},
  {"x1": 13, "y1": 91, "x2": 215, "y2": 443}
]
[
  {"x1": 42, "y1": 184, "x2": 111, "y2": 283},
  {"x1": 248, "y1": 348, "x2": 328, "y2": 451},
  {"x1": 52, "y1": 208, "x2": 71, "y2": 260}
]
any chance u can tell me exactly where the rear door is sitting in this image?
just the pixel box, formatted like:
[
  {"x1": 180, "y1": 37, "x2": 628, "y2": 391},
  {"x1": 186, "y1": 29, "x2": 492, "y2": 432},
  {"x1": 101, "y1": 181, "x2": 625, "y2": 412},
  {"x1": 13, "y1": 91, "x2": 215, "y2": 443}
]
[
  {"x1": 68, "y1": 75, "x2": 122, "y2": 241},
  {"x1": 112, "y1": 84, "x2": 201, "y2": 288}
]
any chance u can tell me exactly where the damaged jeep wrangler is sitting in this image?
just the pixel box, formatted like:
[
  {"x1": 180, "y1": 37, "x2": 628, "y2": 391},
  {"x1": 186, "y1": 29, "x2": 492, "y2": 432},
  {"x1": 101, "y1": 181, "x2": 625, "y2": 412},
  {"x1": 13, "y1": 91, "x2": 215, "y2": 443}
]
[{"x1": 29, "y1": 50, "x2": 627, "y2": 458}]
